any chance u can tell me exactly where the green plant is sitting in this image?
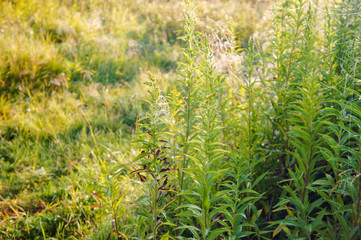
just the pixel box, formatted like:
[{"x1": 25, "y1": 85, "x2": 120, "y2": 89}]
[
  {"x1": 130, "y1": 73, "x2": 176, "y2": 239},
  {"x1": 128, "y1": 0, "x2": 361, "y2": 239}
]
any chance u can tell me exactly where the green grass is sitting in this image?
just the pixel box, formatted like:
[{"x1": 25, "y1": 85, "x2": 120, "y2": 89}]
[{"x1": 0, "y1": 83, "x2": 142, "y2": 238}]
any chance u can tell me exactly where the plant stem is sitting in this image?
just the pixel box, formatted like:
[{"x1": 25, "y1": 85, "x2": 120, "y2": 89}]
[
  {"x1": 111, "y1": 187, "x2": 120, "y2": 240},
  {"x1": 177, "y1": 82, "x2": 191, "y2": 233},
  {"x1": 177, "y1": 2, "x2": 196, "y2": 233},
  {"x1": 353, "y1": 158, "x2": 361, "y2": 229},
  {"x1": 153, "y1": 178, "x2": 158, "y2": 240},
  {"x1": 301, "y1": 121, "x2": 314, "y2": 204}
]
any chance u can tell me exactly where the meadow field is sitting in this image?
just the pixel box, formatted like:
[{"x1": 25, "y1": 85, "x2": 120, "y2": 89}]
[{"x1": 1, "y1": 0, "x2": 361, "y2": 239}]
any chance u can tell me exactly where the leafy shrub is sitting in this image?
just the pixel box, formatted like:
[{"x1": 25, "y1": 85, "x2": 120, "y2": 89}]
[{"x1": 121, "y1": 0, "x2": 361, "y2": 239}]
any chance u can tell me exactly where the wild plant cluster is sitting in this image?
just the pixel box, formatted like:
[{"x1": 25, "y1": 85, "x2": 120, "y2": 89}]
[
  {"x1": 124, "y1": 0, "x2": 361, "y2": 239},
  {"x1": 0, "y1": 1, "x2": 270, "y2": 239}
]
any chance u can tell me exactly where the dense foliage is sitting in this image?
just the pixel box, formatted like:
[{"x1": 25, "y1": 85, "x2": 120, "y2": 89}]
[{"x1": 126, "y1": 0, "x2": 361, "y2": 239}]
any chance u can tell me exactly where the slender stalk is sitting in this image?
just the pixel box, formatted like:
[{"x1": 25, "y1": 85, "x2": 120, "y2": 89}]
[
  {"x1": 153, "y1": 177, "x2": 158, "y2": 240},
  {"x1": 248, "y1": 87, "x2": 252, "y2": 174},
  {"x1": 151, "y1": 120, "x2": 159, "y2": 240},
  {"x1": 177, "y1": 1, "x2": 197, "y2": 233},
  {"x1": 179, "y1": 82, "x2": 191, "y2": 193},
  {"x1": 353, "y1": 158, "x2": 361, "y2": 229},
  {"x1": 112, "y1": 198, "x2": 120, "y2": 239},
  {"x1": 247, "y1": 73, "x2": 253, "y2": 240},
  {"x1": 301, "y1": 124, "x2": 313, "y2": 204},
  {"x1": 177, "y1": 75, "x2": 192, "y2": 232},
  {"x1": 232, "y1": 181, "x2": 239, "y2": 237}
]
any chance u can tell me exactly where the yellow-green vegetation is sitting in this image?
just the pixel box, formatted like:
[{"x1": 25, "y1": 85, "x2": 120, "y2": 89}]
[
  {"x1": 6, "y1": 0, "x2": 361, "y2": 239},
  {"x1": 0, "y1": 0, "x2": 270, "y2": 239},
  {"x1": 126, "y1": 0, "x2": 361, "y2": 239}
]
